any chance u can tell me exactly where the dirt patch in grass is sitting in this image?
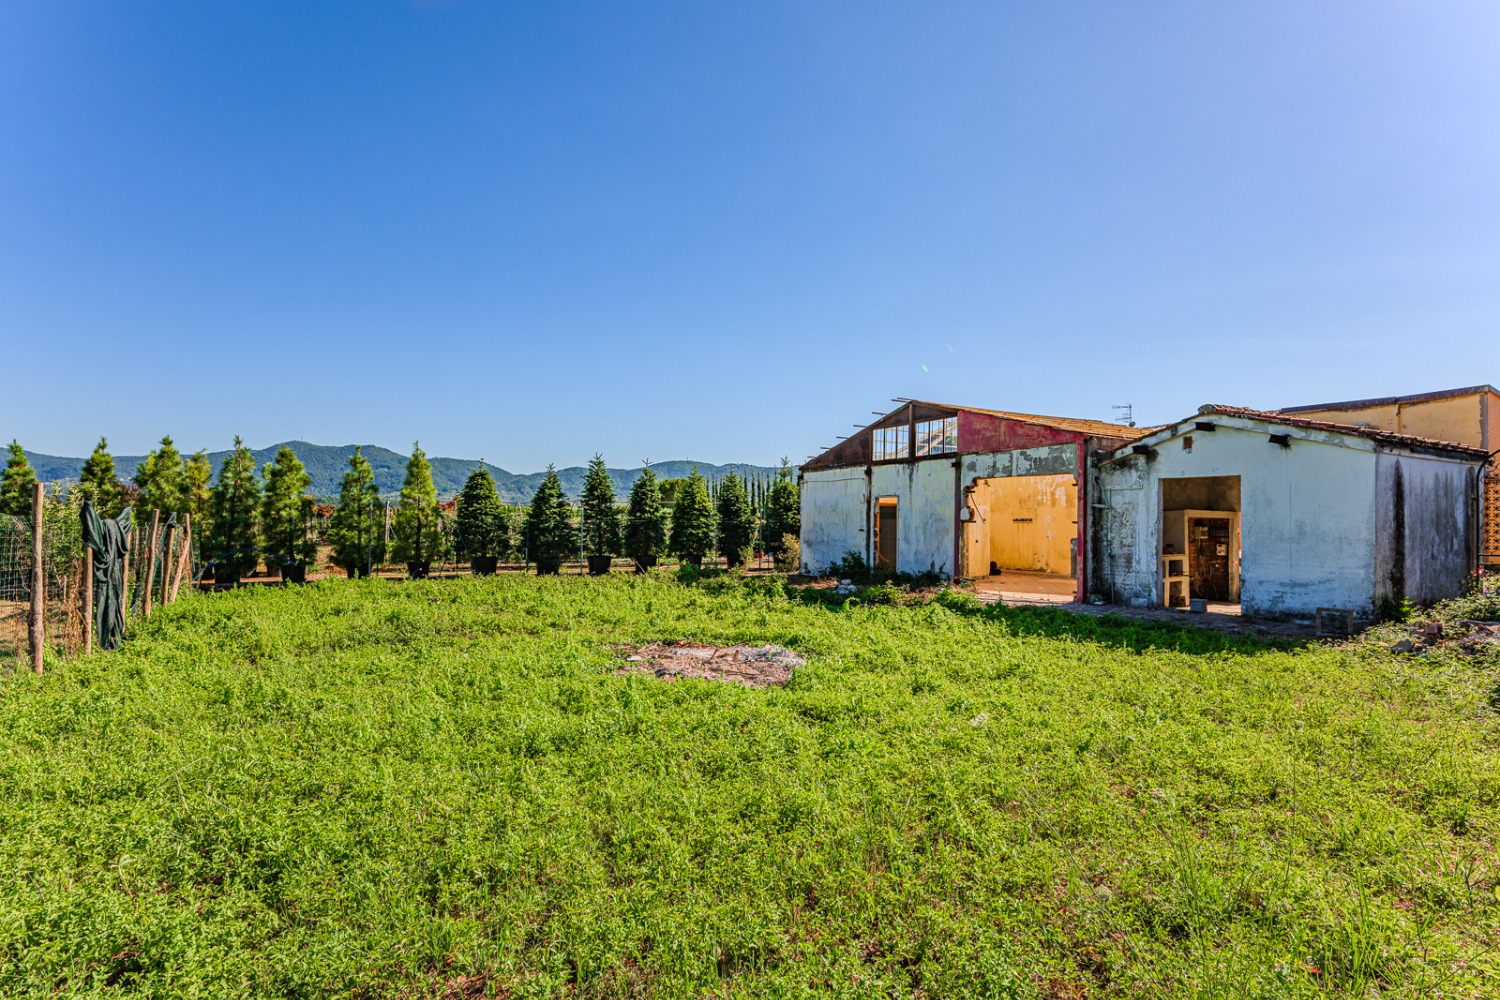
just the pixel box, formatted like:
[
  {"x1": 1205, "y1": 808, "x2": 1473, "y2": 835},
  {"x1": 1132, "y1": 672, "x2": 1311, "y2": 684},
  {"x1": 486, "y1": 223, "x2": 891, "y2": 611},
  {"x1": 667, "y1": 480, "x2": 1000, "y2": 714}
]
[{"x1": 615, "y1": 642, "x2": 804, "y2": 688}]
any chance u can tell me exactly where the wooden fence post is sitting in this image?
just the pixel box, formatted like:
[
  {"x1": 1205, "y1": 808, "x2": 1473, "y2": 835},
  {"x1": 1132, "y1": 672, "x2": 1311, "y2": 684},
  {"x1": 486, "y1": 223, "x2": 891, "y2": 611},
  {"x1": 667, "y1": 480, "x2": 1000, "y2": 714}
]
[
  {"x1": 144, "y1": 510, "x2": 160, "y2": 616},
  {"x1": 169, "y1": 512, "x2": 190, "y2": 603},
  {"x1": 84, "y1": 548, "x2": 94, "y2": 654},
  {"x1": 28, "y1": 482, "x2": 44, "y2": 675},
  {"x1": 162, "y1": 523, "x2": 177, "y2": 607}
]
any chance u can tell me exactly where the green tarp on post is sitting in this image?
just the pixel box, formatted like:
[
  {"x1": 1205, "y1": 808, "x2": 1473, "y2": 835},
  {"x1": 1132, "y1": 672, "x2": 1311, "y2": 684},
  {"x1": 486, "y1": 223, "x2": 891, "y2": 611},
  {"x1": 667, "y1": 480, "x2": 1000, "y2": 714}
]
[{"x1": 81, "y1": 501, "x2": 132, "y2": 651}]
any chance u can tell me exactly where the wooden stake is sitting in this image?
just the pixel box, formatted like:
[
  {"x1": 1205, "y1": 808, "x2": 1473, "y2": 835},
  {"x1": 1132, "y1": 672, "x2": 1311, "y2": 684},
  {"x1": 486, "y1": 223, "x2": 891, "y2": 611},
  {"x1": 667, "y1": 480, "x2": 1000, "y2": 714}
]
[
  {"x1": 84, "y1": 548, "x2": 94, "y2": 654},
  {"x1": 28, "y1": 482, "x2": 44, "y2": 675},
  {"x1": 144, "y1": 510, "x2": 160, "y2": 616},
  {"x1": 169, "y1": 513, "x2": 190, "y2": 602},
  {"x1": 162, "y1": 524, "x2": 177, "y2": 607}
]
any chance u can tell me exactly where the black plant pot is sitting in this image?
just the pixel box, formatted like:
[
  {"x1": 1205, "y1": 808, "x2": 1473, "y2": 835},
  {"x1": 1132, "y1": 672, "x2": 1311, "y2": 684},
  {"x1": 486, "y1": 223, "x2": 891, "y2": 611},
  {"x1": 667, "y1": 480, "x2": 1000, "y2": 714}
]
[
  {"x1": 535, "y1": 560, "x2": 562, "y2": 576},
  {"x1": 633, "y1": 555, "x2": 657, "y2": 574},
  {"x1": 284, "y1": 564, "x2": 307, "y2": 584},
  {"x1": 213, "y1": 574, "x2": 238, "y2": 590},
  {"x1": 406, "y1": 561, "x2": 431, "y2": 579},
  {"x1": 587, "y1": 555, "x2": 612, "y2": 576},
  {"x1": 682, "y1": 555, "x2": 703, "y2": 569},
  {"x1": 471, "y1": 556, "x2": 499, "y2": 576}
]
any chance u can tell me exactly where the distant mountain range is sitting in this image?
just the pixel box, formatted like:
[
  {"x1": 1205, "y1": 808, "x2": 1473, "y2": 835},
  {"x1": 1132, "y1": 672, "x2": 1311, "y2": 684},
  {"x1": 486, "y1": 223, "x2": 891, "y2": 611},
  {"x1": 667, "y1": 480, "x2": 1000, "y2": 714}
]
[{"x1": 22, "y1": 441, "x2": 781, "y2": 505}]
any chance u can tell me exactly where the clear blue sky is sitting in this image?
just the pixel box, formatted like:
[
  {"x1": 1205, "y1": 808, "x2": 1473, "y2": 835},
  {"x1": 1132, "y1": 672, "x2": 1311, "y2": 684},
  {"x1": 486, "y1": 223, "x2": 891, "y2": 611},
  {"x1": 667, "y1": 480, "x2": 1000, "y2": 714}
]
[{"x1": 3, "y1": 1, "x2": 1497, "y2": 469}]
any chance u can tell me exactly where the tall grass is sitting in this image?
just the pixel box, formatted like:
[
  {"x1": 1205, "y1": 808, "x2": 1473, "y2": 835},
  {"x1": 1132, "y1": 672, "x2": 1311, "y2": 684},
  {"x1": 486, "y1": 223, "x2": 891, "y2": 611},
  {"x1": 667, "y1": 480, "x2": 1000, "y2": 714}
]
[{"x1": 0, "y1": 573, "x2": 1496, "y2": 997}]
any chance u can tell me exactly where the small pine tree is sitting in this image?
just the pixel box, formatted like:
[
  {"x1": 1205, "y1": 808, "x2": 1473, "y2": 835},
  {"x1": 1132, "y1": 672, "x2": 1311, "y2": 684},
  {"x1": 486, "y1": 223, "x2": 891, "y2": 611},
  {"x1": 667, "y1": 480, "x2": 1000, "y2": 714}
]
[
  {"x1": 624, "y1": 464, "x2": 668, "y2": 569},
  {"x1": 76, "y1": 437, "x2": 125, "y2": 519},
  {"x1": 392, "y1": 442, "x2": 442, "y2": 573},
  {"x1": 525, "y1": 465, "x2": 578, "y2": 574},
  {"x1": 763, "y1": 458, "x2": 802, "y2": 563},
  {"x1": 260, "y1": 445, "x2": 316, "y2": 576},
  {"x1": 133, "y1": 435, "x2": 188, "y2": 517},
  {"x1": 579, "y1": 454, "x2": 620, "y2": 558},
  {"x1": 456, "y1": 467, "x2": 505, "y2": 564},
  {"x1": 715, "y1": 471, "x2": 754, "y2": 568},
  {"x1": 668, "y1": 467, "x2": 717, "y2": 567},
  {"x1": 329, "y1": 447, "x2": 384, "y2": 577},
  {"x1": 0, "y1": 441, "x2": 38, "y2": 518},
  {"x1": 184, "y1": 450, "x2": 213, "y2": 534},
  {"x1": 206, "y1": 437, "x2": 261, "y2": 581}
]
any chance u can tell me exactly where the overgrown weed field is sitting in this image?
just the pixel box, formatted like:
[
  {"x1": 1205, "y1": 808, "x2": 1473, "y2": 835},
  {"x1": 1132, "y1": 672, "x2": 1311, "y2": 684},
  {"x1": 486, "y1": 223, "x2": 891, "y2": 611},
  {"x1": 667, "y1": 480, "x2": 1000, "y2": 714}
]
[{"x1": 1, "y1": 574, "x2": 1498, "y2": 998}]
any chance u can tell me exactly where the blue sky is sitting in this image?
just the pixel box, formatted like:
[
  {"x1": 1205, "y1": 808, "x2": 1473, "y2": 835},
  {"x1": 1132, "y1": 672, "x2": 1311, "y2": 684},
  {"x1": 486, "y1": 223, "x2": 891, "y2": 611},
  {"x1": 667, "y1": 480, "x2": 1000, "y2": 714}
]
[{"x1": 3, "y1": 1, "x2": 1497, "y2": 470}]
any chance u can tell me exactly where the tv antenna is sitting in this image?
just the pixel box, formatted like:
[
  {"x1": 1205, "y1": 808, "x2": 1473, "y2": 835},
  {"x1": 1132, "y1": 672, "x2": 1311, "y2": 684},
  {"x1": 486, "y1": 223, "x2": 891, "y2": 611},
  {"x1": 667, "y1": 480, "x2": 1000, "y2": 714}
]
[{"x1": 1111, "y1": 403, "x2": 1135, "y2": 427}]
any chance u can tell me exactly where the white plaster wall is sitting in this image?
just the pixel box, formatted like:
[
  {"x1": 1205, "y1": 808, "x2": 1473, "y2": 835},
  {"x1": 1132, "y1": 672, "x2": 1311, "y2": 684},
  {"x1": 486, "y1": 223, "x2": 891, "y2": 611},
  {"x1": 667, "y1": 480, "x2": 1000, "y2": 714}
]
[
  {"x1": 1375, "y1": 452, "x2": 1477, "y2": 606},
  {"x1": 870, "y1": 459, "x2": 956, "y2": 575},
  {"x1": 799, "y1": 470, "x2": 869, "y2": 574},
  {"x1": 1098, "y1": 422, "x2": 1380, "y2": 617}
]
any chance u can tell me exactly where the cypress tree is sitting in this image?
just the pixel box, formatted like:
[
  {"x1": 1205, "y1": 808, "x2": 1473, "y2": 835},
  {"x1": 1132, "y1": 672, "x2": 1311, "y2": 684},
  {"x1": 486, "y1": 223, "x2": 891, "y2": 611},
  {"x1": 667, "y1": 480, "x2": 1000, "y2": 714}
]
[
  {"x1": 623, "y1": 465, "x2": 668, "y2": 570},
  {"x1": 329, "y1": 447, "x2": 383, "y2": 577},
  {"x1": 392, "y1": 442, "x2": 442, "y2": 575},
  {"x1": 668, "y1": 467, "x2": 717, "y2": 567},
  {"x1": 133, "y1": 435, "x2": 188, "y2": 517},
  {"x1": 579, "y1": 454, "x2": 620, "y2": 558},
  {"x1": 76, "y1": 437, "x2": 125, "y2": 518},
  {"x1": 715, "y1": 471, "x2": 754, "y2": 568},
  {"x1": 206, "y1": 437, "x2": 261, "y2": 582},
  {"x1": 456, "y1": 467, "x2": 505, "y2": 567},
  {"x1": 763, "y1": 458, "x2": 802, "y2": 563},
  {"x1": 0, "y1": 441, "x2": 38, "y2": 518},
  {"x1": 260, "y1": 445, "x2": 315, "y2": 576},
  {"x1": 525, "y1": 465, "x2": 578, "y2": 574}
]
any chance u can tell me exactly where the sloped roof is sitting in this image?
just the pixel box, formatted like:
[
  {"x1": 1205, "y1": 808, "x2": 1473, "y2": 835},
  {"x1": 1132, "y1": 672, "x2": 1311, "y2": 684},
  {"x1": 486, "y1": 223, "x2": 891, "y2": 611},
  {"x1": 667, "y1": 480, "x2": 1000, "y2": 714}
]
[
  {"x1": 1108, "y1": 404, "x2": 1490, "y2": 459},
  {"x1": 1281, "y1": 384, "x2": 1499, "y2": 413},
  {"x1": 906, "y1": 400, "x2": 1150, "y2": 440}
]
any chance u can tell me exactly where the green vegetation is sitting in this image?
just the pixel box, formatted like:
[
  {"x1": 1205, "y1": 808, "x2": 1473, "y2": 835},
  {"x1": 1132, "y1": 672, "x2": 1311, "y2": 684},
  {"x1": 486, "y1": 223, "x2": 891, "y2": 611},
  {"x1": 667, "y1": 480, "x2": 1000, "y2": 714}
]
[
  {"x1": 392, "y1": 442, "x2": 442, "y2": 574},
  {"x1": 525, "y1": 466, "x2": 578, "y2": 575},
  {"x1": 624, "y1": 464, "x2": 668, "y2": 569},
  {"x1": 668, "y1": 467, "x2": 716, "y2": 567},
  {"x1": 0, "y1": 440, "x2": 38, "y2": 517},
  {"x1": 579, "y1": 455, "x2": 620, "y2": 559},
  {"x1": 715, "y1": 470, "x2": 754, "y2": 567},
  {"x1": 260, "y1": 445, "x2": 316, "y2": 575},
  {"x1": 76, "y1": 437, "x2": 125, "y2": 519},
  {"x1": 184, "y1": 449, "x2": 213, "y2": 532},
  {"x1": 0, "y1": 575, "x2": 1495, "y2": 997},
  {"x1": 328, "y1": 448, "x2": 384, "y2": 578},
  {"x1": 205, "y1": 437, "x2": 261, "y2": 582}
]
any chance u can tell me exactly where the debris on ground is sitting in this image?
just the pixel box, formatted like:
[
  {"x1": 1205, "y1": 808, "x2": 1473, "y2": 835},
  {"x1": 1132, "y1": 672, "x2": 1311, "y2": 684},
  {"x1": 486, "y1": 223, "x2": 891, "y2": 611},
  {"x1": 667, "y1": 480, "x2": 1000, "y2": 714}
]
[
  {"x1": 615, "y1": 642, "x2": 805, "y2": 688},
  {"x1": 833, "y1": 579, "x2": 858, "y2": 596},
  {"x1": 1387, "y1": 619, "x2": 1500, "y2": 656}
]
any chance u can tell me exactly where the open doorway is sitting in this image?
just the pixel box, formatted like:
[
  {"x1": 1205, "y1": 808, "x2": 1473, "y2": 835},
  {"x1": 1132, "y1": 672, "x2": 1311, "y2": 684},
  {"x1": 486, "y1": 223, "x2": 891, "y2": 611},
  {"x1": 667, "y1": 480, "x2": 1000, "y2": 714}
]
[
  {"x1": 874, "y1": 497, "x2": 898, "y2": 571},
  {"x1": 1160, "y1": 476, "x2": 1241, "y2": 613},
  {"x1": 963, "y1": 474, "x2": 1078, "y2": 604}
]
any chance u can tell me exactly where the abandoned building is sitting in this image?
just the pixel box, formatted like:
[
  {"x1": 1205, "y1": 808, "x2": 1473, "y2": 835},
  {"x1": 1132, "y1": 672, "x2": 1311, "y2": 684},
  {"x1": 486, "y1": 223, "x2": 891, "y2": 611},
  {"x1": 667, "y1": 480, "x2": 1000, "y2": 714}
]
[
  {"x1": 1278, "y1": 385, "x2": 1500, "y2": 570},
  {"x1": 1093, "y1": 405, "x2": 1490, "y2": 620},
  {"x1": 798, "y1": 401, "x2": 1144, "y2": 602}
]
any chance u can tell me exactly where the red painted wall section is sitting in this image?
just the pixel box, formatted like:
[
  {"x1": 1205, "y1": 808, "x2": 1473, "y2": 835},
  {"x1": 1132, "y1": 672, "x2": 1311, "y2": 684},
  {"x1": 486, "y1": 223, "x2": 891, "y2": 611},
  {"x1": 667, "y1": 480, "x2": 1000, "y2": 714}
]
[{"x1": 957, "y1": 412, "x2": 1088, "y2": 452}]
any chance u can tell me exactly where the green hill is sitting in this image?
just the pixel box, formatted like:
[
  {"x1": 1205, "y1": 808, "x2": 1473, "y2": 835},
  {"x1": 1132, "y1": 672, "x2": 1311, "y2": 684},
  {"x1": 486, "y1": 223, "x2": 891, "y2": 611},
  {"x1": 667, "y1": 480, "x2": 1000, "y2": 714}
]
[{"x1": 21, "y1": 442, "x2": 778, "y2": 504}]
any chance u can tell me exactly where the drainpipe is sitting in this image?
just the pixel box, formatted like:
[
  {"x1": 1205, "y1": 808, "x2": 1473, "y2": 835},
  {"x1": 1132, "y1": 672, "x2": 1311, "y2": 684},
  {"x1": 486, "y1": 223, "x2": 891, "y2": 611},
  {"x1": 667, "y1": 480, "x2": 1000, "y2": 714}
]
[{"x1": 1075, "y1": 441, "x2": 1087, "y2": 604}]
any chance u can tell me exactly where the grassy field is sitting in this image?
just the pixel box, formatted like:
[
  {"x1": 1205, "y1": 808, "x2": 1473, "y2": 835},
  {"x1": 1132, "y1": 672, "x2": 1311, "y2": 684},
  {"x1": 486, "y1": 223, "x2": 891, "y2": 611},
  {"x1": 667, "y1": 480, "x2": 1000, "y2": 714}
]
[{"x1": 1, "y1": 574, "x2": 1497, "y2": 998}]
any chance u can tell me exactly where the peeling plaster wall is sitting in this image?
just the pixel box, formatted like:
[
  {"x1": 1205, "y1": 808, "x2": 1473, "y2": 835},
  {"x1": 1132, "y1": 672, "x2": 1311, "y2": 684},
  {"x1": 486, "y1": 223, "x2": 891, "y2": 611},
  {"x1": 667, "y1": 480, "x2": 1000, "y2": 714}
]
[
  {"x1": 870, "y1": 460, "x2": 956, "y2": 576},
  {"x1": 1374, "y1": 453, "x2": 1478, "y2": 607},
  {"x1": 1098, "y1": 423, "x2": 1380, "y2": 618},
  {"x1": 799, "y1": 470, "x2": 869, "y2": 574}
]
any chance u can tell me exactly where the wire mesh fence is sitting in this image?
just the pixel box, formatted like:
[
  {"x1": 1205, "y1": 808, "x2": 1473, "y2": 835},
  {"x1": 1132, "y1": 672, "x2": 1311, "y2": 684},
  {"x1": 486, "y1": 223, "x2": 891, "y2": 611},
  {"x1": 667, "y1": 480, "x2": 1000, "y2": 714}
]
[{"x1": 0, "y1": 489, "x2": 200, "y2": 675}]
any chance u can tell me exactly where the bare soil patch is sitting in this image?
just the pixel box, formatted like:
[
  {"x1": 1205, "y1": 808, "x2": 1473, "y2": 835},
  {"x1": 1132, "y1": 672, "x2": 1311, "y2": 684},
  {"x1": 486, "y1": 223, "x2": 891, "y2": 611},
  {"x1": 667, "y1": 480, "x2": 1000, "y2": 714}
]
[{"x1": 615, "y1": 642, "x2": 804, "y2": 688}]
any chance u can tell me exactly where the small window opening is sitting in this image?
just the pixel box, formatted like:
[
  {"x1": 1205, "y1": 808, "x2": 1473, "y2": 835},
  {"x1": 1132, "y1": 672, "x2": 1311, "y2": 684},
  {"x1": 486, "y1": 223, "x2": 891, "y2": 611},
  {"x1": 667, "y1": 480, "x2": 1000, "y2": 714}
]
[
  {"x1": 914, "y1": 417, "x2": 958, "y2": 456},
  {"x1": 1183, "y1": 435, "x2": 1194, "y2": 452}
]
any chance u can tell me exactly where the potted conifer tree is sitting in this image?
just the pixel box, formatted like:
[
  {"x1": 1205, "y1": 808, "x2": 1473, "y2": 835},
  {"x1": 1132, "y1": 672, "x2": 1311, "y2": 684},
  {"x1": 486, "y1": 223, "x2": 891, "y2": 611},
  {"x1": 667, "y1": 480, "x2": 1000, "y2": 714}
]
[
  {"x1": 624, "y1": 464, "x2": 668, "y2": 572},
  {"x1": 261, "y1": 445, "x2": 316, "y2": 583},
  {"x1": 393, "y1": 442, "x2": 442, "y2": 578},
  {"x1": 456, "y1": 467, "x2": 504, "y2": 575},
  {"x1": 205, "y1": 437, "x2": 260, "y2": 587},
  {"x1": 525, "y1": 466, "x2": 578, "y2": 575},
  {"x1": 668, "y1": 467, "x2": 717, "y2": 569},
  {"x1": 580, "y1": 455, "x2": 620, "y2": 575}
]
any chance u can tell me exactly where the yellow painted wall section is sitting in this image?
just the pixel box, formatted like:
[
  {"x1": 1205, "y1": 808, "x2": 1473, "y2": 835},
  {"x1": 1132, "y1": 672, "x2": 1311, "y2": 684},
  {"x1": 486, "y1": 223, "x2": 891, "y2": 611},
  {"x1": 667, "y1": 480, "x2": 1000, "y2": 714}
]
[
  {"x1": 967, "y1": 474, "x2": 1076, "y2": 575},
  {"x1": 1293, "y1": 393, "x2": 1487, "y2": 448}
]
